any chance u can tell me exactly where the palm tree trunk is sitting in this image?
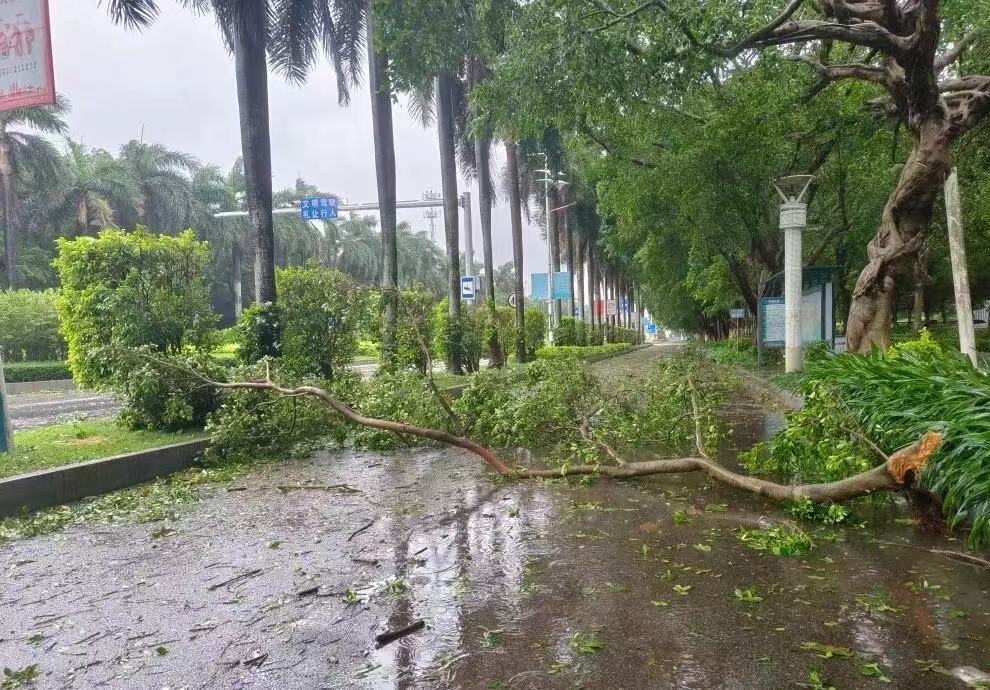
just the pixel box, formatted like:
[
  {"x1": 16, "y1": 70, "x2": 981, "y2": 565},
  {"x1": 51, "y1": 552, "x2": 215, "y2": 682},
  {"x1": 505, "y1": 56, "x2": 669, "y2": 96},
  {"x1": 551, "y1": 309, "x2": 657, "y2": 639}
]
[
  {"x1": 0, "y1": 135, "x2": 17, "y2": 290},
  {"x1": 588, "y1": 248, "x2": 597, "y2": 333},
  {"x1": 547, "y1": 187, "x2": 561, "y2": 326},
  {"x1": 232, "y1": 242, "x2": 243, "y2": 319},
  {"x1": 505, "y1": 139, "x2": 526, "y2": 363},
  {"x1": 232, "y1": 17, "x2": 276, "y2": 306},
  {"x1": 367, "y1": 4, "x2": 399, "y2": 367},
  {"x1": 576, "y1": 237, "x2": 586, "y2": 325},
  {"x1": 437, "y1": 72, "x2": 462, "y2": 374},
  {"x1": 476, "y1": 136, "x2": 503, "y2": 368},
  {"x1": 563, "y1": 189, "x2": 575, "y2": 320}
]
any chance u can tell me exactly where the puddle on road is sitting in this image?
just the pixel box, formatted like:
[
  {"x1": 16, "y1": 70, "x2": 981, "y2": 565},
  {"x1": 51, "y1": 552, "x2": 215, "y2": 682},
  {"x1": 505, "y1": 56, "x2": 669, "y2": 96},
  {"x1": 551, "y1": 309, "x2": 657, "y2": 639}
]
[{"x1": 1, "y1": 391, "x2": 988, "y2": 689}]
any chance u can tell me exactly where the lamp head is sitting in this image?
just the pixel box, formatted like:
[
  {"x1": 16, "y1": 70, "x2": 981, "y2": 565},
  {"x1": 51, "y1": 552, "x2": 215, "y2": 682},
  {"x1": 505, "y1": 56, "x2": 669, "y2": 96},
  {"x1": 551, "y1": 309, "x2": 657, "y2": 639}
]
[{"x1": 774, "y1": 175, "x2": 817, "y2": 204}]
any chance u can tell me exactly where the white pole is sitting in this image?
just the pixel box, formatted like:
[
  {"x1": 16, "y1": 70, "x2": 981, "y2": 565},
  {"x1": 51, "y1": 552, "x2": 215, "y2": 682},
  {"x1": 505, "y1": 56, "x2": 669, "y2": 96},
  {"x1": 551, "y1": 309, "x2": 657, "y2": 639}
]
[
  {"x1": 945, "y1": 168, "x2": 978, "y2": 366},
  {"x1": 781, "y1": 201, "x2": 806, "y2": 372},
  {"x1": 544, "y1": 160, "x2": 555, "y2": 345},
  {"x1": 0, "y1": 351, "x2": 14, "y2": 453}
]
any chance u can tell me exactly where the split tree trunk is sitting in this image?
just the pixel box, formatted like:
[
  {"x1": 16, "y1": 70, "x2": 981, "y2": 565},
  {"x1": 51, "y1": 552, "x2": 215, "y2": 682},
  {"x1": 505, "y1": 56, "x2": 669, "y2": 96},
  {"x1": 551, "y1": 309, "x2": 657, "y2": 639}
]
[
  {"x1": 367, "y1": 5, "x2": 399, "y2": 366},
  {"x1": 846, "y1": 125, "x2": 949, "y2": 352},
  {"x1": 232, "y1": 17, "x2": 276, "y2": 306},
  {"x1": 505, "y1": 140, "x2": 527, "y2": 363},
  {"x1": 436, "y1": 72, "x2": 462, "y2": 374}
]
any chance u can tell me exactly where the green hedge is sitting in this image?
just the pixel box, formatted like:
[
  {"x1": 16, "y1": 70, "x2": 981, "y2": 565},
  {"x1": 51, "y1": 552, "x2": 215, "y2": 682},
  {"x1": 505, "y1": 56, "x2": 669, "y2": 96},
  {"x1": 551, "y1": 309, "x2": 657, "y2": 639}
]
[
  {"x1": 2, "y1": 361, "x2": 72, "y2": 383},
  {"x1": 0, "y1": 290, "x2": 66, "y2": 362},
  {"x1": 535, "y1": 343, "x2": 631, "y2": 361}
]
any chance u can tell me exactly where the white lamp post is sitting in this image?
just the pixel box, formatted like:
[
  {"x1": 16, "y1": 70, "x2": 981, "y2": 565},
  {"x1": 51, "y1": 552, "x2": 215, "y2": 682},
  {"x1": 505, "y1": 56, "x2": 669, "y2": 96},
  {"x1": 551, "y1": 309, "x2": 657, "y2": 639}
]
[
  {"x1": 532, "y1": 153, "x2": 567, "y2": 344},
  {"x1": 773, "y1": 175, "x2": 817, "y2": 373}
]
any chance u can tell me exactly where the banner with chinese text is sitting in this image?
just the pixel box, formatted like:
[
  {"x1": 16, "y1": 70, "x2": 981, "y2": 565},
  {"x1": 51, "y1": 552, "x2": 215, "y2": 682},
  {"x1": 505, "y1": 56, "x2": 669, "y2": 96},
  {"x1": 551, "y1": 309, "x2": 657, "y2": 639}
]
[{"x1": 0, "y1": 0, "x2": 55, "y2": 112}]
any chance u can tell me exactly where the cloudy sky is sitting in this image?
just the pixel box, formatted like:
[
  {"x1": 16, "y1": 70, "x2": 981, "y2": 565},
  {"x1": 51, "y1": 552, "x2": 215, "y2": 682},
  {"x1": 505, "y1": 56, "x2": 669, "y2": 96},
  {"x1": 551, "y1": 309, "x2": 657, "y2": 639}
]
[{"x1": 49, "y1": 2, "x2": 546, "y2": 287}]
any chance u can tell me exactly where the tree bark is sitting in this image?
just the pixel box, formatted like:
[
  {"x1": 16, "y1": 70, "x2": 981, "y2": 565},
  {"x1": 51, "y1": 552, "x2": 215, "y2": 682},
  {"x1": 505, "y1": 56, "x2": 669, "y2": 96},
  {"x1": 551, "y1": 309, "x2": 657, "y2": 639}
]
[
  {"x1": 576, "y1": 237, "x2": 587, "y2": 326},
  {"x1": 0, "y1": 133, "x2": 18, "y2": 290},
  {"x1": 367, "y1": 6, "x2": 399, "y2": 367},
  {"x1": 436, "y1": 73, "x2": 462, "y2": 374},
  {"x1": 563, "y1": 189, "x2": 575, "y2": 320},
  {"x1": 232, "y1": 16, "x2": 276, "y2": 306},
  {"x1": 945, "y1": 168, "x2": 978, "y2": 366},
  {"x1": 912, "y1": 253, "x2": 925, "y2": 335},
  {"x1": 232, "y1": 242, "x2": 243, "y2": 320},
  {"x1": 845, "y1": 124, "x2": 950, "y2": 352},
  {"x1": 505, "y1": 140, "x2": 526, "y2": 363},
  {"x1": 476, "y1": 136, "x2": 503, "y2": 368}
]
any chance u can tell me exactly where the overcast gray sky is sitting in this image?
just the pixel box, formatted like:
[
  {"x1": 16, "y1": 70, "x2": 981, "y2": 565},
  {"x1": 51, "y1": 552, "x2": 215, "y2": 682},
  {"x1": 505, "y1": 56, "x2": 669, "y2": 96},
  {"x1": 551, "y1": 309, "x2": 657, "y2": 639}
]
[{"x1": 50, "y1": 2, "x2": 545, "y2": 289}]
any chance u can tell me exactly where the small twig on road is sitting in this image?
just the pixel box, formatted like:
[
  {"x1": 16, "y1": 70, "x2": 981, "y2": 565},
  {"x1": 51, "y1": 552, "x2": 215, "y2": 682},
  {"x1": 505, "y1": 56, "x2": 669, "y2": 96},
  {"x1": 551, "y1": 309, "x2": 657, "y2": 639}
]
[
  {"x1": 375, "y1": 619, "x2": 426, "y2": 647},
  {"x1": 348, "y1": 519, "x2": 376, "y2": 542},
  {"x1": 207, "y1": 569, "x2": 263, "y2": 591}
]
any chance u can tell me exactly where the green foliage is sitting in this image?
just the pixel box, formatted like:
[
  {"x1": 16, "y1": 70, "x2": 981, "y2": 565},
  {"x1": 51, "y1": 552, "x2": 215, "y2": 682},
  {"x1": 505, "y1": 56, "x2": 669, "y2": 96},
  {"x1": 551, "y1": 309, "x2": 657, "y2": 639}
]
[
  {"x1": 1, "y1": 361, "x2": 71, "y2": 383},
  {"x1": 535, "y1": 344, "x2": 629, "y2": 361},
  {"x1": 887, "y1": 327, "x2": 943, "y2": 360},
  {"x1": 523, "y1": 306, "x2": 546, "y2": 358},
  {"x1": 112, "y1": 349, "x2": 226, "y2": 432},
  {"x1": 803, "y1": 340, "x2": 832, "y2": 364},
  {"x1": 235, "y1": 303, "x2": 282, "y2": 363},
  {"x1": 785, "y1": 497, "x2": 854, "y2": 525},
  {"x1": 205, "y1": 363, "x2": 356, "y2": 466},
  {"x1": 737, "y1": 524, "x2": 814, "y2": 557},
  {"x1": 554, "y1": 317, "x2": 586, "y2": 346},
  {"x1": 54, "y1": 228, "x2": 218, "y2": 388},
  {"x1": 810, "y1": 347, "x2": 990, "y2": 546},
  {"x1": 352, "y1": 370, "x2": 452, "y2": 450},
  {"x1": 0, "y1": 290, "x2": 65, "y2": 362},
  {"x1": 432, "y1": 303, "x2": 485, "y2": 373},
  {"x1": 394, "y1": 290, "x2": 437, "y2": 375},
  {"x1": 705, "y1": 337, "x2": 756, "y2": 366},
  {"x1": 276, "y1": 264, "x2": 362, "y2": 380}
]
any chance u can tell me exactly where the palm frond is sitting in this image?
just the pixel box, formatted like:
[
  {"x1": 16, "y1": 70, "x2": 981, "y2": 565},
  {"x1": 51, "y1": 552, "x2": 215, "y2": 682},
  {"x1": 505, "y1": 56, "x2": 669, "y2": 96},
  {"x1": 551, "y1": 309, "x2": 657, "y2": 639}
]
[
  {"x1": 103, "y1": 0, "x2": 160, "y2": 29},
  {"x1": 407, "y1": 83, "x2": 436, "y2": 128}
]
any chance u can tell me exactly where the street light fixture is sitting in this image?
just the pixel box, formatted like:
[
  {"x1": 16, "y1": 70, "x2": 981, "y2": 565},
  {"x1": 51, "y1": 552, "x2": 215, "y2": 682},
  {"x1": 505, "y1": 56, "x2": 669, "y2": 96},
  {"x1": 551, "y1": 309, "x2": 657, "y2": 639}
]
[{"x1": 773, "y1": 174, "x2": 817, "y2": 373}]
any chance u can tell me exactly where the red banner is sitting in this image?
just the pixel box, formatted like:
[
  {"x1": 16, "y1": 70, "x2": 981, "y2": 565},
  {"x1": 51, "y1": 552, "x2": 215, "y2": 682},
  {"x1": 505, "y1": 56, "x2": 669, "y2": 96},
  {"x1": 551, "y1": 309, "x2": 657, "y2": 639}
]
[{"x1": 0, "y1": 0, "x2": 55, "y2": 112}]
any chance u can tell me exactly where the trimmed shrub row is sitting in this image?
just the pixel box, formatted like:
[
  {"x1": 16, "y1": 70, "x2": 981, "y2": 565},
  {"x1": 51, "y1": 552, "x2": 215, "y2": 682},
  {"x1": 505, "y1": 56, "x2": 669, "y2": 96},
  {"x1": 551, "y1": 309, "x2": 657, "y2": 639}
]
[{"x1": 2, "y1": 361, "x2": 73, "y2": 384}]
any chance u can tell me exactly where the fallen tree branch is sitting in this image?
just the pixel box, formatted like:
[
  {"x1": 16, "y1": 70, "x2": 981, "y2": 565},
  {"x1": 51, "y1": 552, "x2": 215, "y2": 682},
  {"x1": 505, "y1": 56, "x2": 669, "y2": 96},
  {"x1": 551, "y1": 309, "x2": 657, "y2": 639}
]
[
  {"x1": 131, "y1": 351, "x2": 944, "y2": 507},
  {"x1": 375, "y1": 619, "x2": 426, "y2": 647},
  {"x1": 579, "y1": 416, "x2": 627, "y2": 466}
]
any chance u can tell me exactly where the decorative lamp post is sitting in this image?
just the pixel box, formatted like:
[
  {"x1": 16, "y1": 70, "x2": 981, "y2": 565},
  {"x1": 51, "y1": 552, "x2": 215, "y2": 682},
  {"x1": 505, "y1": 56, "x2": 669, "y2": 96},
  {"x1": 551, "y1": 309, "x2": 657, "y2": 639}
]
[{"x1": 773, "y1": 175, "x2": 817, "y2": 373}]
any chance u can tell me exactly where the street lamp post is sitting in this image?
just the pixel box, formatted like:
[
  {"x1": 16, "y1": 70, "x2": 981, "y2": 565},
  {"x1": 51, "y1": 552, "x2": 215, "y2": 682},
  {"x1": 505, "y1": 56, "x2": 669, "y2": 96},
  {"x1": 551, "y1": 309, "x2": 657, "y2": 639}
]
[
  {"x1": 773, "y1": 175, "x2": 817, "y2": 373},
  {"x1": 533, "y1": 154, "x2": 567, "y2": 344}
]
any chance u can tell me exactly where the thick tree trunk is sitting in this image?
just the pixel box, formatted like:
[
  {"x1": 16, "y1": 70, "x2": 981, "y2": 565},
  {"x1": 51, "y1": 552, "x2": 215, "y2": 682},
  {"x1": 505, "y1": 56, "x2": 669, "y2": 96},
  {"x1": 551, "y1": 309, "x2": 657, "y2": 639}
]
[
  {"x1": 505, "y1": 140, "x2": 526, "y2": 363},
  {"x1": 367, "y1": 7, "x2": 399, "y2": 366},
  {"x1": 476, "y1": 136, "x2": 503, "y2": 368},
  {"x1": 846, "y1": 126, "x2": 949, "y2": 352},
  {"x1": 232, "y1": 242, "x2": 243, "y2": 320},
  {"x1": 232, "y1": 18, "x2": 276, "y2": 306},
  {"x1": 0, "y1": 136, "x2": 17, "y2": 290},
  {"x1": 912, "y1": 254, "x2": 925, "y2": 335},
  {"x1": 437, "y1": 73, "x2": 462, "y2": 374}
]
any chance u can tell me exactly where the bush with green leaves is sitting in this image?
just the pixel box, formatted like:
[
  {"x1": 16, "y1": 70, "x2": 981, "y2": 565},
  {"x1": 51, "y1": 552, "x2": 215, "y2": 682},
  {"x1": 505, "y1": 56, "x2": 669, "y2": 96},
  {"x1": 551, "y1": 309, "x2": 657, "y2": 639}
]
[
  {"x1": 0, "y1": 289, "x2": 66, "y2": 362},
  {"x1": 535, "y1": 344, "x2": 629, "y2": 361},
  {"x1": 746, "y1": 331, "x2": 990, "y2": 546},
  {"x1": 706, "y1": 337, "x2": 756, "y2": 365},
  {"x1": 111, "y1": 349, "x2": 227, "y2": 431},
  {"x1": 54, "y1": 228, "x2": 219, "y2": 388},
  {"x1": 432, "y1": 302, "x2": 484, "y2": 372},
  {"x1": 485, "y1": 305, "x2": 517, "y2": 362},
  {"x1": 276, "y1": 264, "x2": 362, "y2": 380},
  {"x1": 393, "y1": 290, "x2": 436, "y2": 374},
  {"x1": 205, "y1": 362, "x2": 358, "y2": 465},
  {"x1": 1, "y1": 361, "x2": 72, "y2": 383},
  {"x1": 555, "y1": 317, "x2": 582, "y2": 346},
  {"x1": 352, "y1": 370, "x2": 453, "y2": 450},
  {"x1": 235, "y1": 303, "x2": 282, "y2": 363},
  {"x1": 523, "y1": 306, "x2": 547, "y2": 358}
]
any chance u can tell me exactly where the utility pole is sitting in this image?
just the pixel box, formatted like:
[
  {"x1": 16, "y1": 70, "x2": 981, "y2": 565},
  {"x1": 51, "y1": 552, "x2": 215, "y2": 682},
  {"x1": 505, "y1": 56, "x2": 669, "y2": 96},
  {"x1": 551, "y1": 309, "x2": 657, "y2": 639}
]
[
  {"x1": 424, "y1": 208, "x2": 440, "y2": 242},
  {"x1": 774, "y1": 175, "x2": 817, "y2": 373},
  {"x1": 945, "y1": 168, "x2": 978, "y2": 366},
  {"x1": 0, "y1": 351, "x2": 13, "y2": 453}
]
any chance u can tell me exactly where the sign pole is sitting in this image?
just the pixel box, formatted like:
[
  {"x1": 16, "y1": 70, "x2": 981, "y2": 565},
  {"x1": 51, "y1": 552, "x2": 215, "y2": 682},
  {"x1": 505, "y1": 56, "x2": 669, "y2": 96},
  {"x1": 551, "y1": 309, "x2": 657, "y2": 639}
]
[
  {"x1": 774, "y1": 175, "x2": 817, "y2": 373},
  {"x1": 0, "y1": 351, "x2": 13, "y2": 454}
]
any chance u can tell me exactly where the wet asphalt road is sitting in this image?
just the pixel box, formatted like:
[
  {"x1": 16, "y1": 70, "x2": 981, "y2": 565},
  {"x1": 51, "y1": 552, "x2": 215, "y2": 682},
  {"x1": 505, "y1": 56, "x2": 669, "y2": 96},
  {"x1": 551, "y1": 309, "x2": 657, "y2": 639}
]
[
  {"x1": 1, "y1": 346, "x2": 987, "y2": 688},
  {"x1": 5, "y1": 390, "x2": 121, "y2": 431}
]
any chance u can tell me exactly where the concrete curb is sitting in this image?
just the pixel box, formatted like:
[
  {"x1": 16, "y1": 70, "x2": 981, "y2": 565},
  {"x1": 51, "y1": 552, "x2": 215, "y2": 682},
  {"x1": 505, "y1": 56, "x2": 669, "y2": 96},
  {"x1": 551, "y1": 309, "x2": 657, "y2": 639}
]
[
  {"x1": 6, "y1": 379, "x2": 76, "y2": 395},
  {"x1": 0, "y1": 439, "x2": 209, "y2": 518}
]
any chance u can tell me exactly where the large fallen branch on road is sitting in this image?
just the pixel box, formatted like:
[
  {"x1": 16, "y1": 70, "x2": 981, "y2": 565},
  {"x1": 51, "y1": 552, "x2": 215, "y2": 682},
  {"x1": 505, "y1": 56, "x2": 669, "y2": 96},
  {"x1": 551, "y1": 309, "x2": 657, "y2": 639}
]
[{"x1": 188, "y1": 370, "x2": 942, "y2": 506}]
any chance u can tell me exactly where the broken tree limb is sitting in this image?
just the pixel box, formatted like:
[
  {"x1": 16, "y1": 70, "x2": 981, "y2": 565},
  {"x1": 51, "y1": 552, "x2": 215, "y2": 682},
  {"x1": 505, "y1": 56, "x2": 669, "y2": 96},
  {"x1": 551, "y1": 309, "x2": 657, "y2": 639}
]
[{"x1": 131, "y1": 353, "x2": 943, "y2": 507}]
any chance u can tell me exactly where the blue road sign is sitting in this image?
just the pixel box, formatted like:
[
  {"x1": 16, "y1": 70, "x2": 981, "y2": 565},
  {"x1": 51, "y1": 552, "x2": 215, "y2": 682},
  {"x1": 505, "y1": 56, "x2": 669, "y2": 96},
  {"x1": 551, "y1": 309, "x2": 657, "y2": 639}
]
[
  {"x1": 461, "y1": 276, "x2": 478, "y2": 301},
  {"x1": 647, "y1": 323, "x2": 657, "y2": 335},
  {"x1": 531, "y1": 273, "x2": 550, "y2": 301},
  {"x1": 301, "y1": 196, "x2": 338, "y2": 221},
  {"x1": 552, "y1": 272, "x2": 572, "y2": 300}
]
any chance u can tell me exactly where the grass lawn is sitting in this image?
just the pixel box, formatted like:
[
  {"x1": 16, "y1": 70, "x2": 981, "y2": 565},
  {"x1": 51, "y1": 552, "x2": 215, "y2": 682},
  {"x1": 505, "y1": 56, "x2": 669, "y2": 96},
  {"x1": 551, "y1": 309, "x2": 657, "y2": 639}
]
[{"x1": 1, "y1": 420, "x2": 205, "y2": 480}]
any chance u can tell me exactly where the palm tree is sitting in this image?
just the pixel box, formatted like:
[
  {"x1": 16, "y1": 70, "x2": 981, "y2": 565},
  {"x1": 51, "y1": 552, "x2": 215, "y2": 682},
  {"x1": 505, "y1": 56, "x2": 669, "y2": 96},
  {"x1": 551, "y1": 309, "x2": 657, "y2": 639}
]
[
  {"x1": 0, "y1": 96, "x2": 69, "y2": 289},
  {"x1": 397, "y1": 222, "x2": 445, "y2": 293},
  {"x1": 118, "y1": 140, "x2": 198, "y2": 232},
  {"x1": 504, "y1": 139, "x2": 526, "y2": 362},
  {"x1": 436, "y1": 71, "x2": 463, "y2": 374},
  {"x1": 32, "y1": 141, "x2": 139, "y2": 238},
  {"x1": 189, "y1": 161, "x2": 246, "y2": 317},
  {"x1": 106, "y1": 1, "x2": 366, "y2": 308},
  {"x1": 326, "y1": 215, "x2": 382, "y2": 283}
]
